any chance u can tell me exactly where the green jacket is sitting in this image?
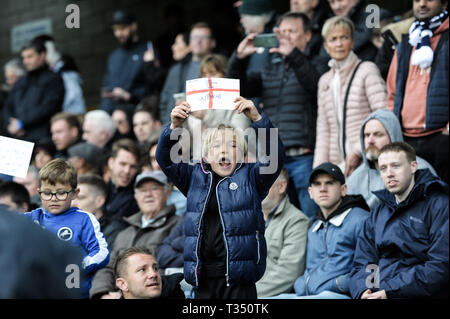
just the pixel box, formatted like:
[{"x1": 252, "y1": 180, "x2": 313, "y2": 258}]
[{"x1": 256, "y1": 196, "x2": 310, "y2": 297}]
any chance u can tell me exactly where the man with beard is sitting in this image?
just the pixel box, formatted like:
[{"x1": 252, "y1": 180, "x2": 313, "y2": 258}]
[
  {"x1": 347, "y1": 109, "x2": 436, "y2": 209},
  {"x1": 100, "y1": 9, "x2": 149, "y2": 114}
]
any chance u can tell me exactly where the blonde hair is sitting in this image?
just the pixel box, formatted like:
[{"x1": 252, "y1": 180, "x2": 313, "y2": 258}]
[
  {"x1": 202, "y1": 124, "x2": 248, "y2": 159},
  {"x1": 321, "y1": 16, "x2": 355, "y2": 40}
]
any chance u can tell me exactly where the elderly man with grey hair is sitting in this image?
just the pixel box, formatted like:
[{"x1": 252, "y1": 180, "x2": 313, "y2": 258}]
[{"x1": 82, "y1": 110, "x2": 118, "y2": 151}]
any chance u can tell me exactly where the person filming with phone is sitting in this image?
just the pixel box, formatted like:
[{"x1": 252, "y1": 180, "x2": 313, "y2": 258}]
[{"x1": 227, "y1": 12, "x2": 328, "y2": 220}]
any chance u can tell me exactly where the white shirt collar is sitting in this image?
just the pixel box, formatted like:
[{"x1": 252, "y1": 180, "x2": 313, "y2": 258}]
[{"x1": 312, "y1": 208, "x2": 352, "y2": 232}]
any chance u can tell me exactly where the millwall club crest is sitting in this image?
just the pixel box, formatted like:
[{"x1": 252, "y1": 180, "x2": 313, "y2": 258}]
[{"x1": 57, "y1": 227, "x2": 73, "y2": 241}]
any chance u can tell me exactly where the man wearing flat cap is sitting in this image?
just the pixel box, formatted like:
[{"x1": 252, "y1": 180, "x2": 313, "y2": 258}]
[
  {"x1": 68, "y1": 142, "x2": 103, "y2": 176},
  {"x1": 100, "y1": 9, "x2": 149, "y2": 114},
  {"x1": 90, "y1": 170, "x2": 179, "y2": 299}
]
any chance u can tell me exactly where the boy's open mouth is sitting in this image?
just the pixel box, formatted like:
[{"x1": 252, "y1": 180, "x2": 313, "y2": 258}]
[{"x1": 218, "y1": 157, "x2": 231, "y2": 169}]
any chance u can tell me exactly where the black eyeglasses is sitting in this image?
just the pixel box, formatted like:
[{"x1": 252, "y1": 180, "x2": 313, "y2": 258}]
[{"x1": 39, "y1": 190, "x2": 74, "y2": 201}]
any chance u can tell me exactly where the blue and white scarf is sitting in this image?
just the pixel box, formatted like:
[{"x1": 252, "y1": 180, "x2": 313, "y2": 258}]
[{"x1": 409, "y1": 10, "x2": 448, "y2": 70}]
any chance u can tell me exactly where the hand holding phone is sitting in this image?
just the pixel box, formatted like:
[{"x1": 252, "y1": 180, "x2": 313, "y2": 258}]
[{"x1": 253, "y1": 33, "x2": 279, "y2": 49}]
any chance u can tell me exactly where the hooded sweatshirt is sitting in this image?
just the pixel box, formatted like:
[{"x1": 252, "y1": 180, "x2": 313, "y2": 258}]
[
  {"x1": 347, "y1": 109, "x2": 437, "y2": 209},
  {"x1": 293, "y1": 194, "x2": 369, "y2": 296}
]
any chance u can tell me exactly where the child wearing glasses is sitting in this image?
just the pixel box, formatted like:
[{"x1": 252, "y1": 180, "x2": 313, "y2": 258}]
[{"x1": 24, "y1": 158, "x2": 110, "y2": 298}]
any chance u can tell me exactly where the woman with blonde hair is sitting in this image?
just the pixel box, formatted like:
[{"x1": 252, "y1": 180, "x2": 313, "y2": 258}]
[{"x1": 313, "y1": 16, "x2": 387, "y2": 176}]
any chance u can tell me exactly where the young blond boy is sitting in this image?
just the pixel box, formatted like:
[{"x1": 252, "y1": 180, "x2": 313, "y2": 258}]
[
  {"x1": 156, "y1": 97, "x2": 284, "y2": 298},
  {"x1": 25, "y1": 158, "x2": 110, "y2": 298}
]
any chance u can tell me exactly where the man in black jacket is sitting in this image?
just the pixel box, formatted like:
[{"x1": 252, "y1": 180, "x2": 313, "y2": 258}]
[
  {"x1": 227, "y1": 12, "x2": 326, "y2": 219},
  {"x1": 3, "y1": 39, "x2": 64, "y2": 143},
  {"x1": 100, "y1": 9, "x2": 149, "y2": 114}
]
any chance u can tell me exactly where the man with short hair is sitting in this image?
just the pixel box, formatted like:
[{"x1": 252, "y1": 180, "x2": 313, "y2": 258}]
[
  {"x1": 103, "y1": 139, "x2": 141, "y2": 221},
  {"x1": 100, "y1": 9, "x2": 149, "y2": 114},
  {"x1": 387, "y1": 0, "x2": 449, "y2": 184},
  {"x1": 349, "y1": 142, "x2": 449, "y2": 299},
  {"x1": 270, "y1": 163, "x2": 369, "y2": 299},
  {"x1": 290, "y1": 0, "x2": 332, "y2": 57},
  {"x1": 347, "y1": 109, "x2": 436, "y2": 209},
  {"x1": 72, "y1": 174, "x2": 126, "y2": 249},
  {"x1": 82, "y1": 110, "x2": 117, "y2": 150},
  {"x1": 3, "y1": 39, "x2": 64, "y2": 143},
  {"x1": 228, "y1": 12, "x2": 325, "y2": 219},
  {"x1": 133, "y1": 103, "x2": 161, "y2": 149},
  {"x1": 90, "y1": 171, "x2": 179, "y2": 299},
  {"x1": 51, "y1": 112, "x2": 81, "y2": 158},
  {"x1": 256, "y1": 167, "x2": 310, "y2": 298},
  {"x1": 0, "y1": 181, "x2": 31, "y2": 213},
  {"x1": 159, "y1": 22, "x2": 216, "y2": 124},
  {"x1": 114, "y1": 247, "x2": 184, "y2": 299}
]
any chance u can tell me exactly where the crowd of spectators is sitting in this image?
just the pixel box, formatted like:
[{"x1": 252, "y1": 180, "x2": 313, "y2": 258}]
[{"x1": 0, "y1": 0, "x2": 448, "y2": 299}]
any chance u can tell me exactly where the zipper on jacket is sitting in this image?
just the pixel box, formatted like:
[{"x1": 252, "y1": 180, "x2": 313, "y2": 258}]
[
  {"x1": 216, "y1": 176, "x2": 231, "y2": 287},
  {"x1": 305, "y1": 274, "x2": 311, "y2": 296},
  {"x1": 255, "y1": 230, "x2": 261, "y2": 264},
  {"x1": 194, "y1": 171, "x2": 213, "y2": 287},
  {"x1": 305, "y1": 221, "x2": 329, "y2": 296}
]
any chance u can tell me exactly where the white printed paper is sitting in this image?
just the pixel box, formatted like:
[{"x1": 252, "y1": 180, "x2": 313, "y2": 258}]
[
  {"x1": 186, "y1": 78, "x2": 240, "y2": 112},
  {"x1": 0, "y1": 136, "x2": 34, "y2": 178}
]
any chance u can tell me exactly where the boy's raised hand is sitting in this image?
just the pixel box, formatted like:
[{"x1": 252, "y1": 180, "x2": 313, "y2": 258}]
[
  {"x1": 234, "y1": 96, "x2": 262, "y2": 122},
  {"x1": 170, "y1": 102, "x2": 191, "y2": 129}
]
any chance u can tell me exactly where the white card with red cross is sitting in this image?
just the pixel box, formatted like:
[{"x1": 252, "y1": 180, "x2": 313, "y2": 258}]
[{"x1": 186, "y1": 78, "x2": 240, "y2": 112}]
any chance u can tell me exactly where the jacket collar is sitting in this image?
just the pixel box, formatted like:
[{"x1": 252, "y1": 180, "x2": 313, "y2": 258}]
[
  {"x1": 328, "y1": 51, "x2": 360, "y2": 79},
  {"x1": 123, "y1": 204, "x2": 175, "y2": 228},
  {"x1": 373, "y1": 168, "x2": 448, "y2": 209},
  {"x1": 312, "y1": 208, "x2": 351, "y2": 232},
  {"x1": 272, "y1": 195, "x2": 289, "y2": 217}
]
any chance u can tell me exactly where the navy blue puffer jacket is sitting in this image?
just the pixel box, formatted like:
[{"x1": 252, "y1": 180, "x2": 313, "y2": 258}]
[
  {"x1": 156, "y1": 114, "x2": 285, "y2": 286},
  {"x1": 349, "y1": 169, "x2": 449, "y2": 298}
]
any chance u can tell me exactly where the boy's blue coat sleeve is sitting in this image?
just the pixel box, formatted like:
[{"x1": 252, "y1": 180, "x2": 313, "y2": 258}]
[
  {"x1": 156, "y1": 123, "x2": 195, "y2": 196},
  {"x1": 79, "y1": 212, "x2": 110, "y2": 274},
  {"x1": 250, "y1": 114, "x2": 286, "y2": 200}
]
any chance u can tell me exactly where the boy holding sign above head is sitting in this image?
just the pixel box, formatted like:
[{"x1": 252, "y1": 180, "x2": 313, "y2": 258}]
[
  {"x1": 187, "y1": 55, "x2": 251, "y2": 131},
  {"x1": 156, "y1": 97, "x2": 284, "y2": 299}
]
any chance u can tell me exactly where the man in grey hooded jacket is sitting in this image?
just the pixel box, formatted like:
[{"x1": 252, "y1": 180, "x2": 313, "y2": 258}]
[{"x1": 347, "y1": 109, "x2": 436, "y2": 209}]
